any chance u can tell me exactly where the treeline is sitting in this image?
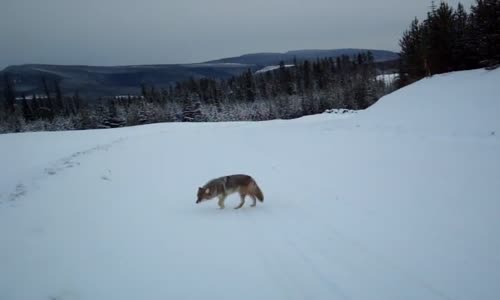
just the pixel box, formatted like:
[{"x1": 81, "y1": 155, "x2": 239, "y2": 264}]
[
  {"x1": 398, "y1": 0, "x2": 500, "y2": 86},
  {"x1": 1, "y1": 52, "x2": 395, "y2": 133}
]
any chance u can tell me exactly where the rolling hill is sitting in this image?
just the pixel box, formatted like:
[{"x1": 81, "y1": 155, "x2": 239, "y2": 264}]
[
  {"x1": 1, "y1": 48, "x2": 398, "y2": 98},
  {"x1": 207, "y1": 48, "x2": 398, "y2": 65}
]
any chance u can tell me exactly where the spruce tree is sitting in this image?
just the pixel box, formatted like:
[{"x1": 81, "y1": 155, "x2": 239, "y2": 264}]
[
  {"x1": 2, "y1": 73, "x2": 16, "y2": 113},
  {"x1": 425, "y1": 1, "x2": 455, "y2": 74},
  {"x1": 471, "y1": 0, "x2": 500, "y2": 65},
  {"x1": 398, "y1": 18, "x2": 427, "y2": 85},
  {"x1": 243, "y1": 69, "x2": 256, "y2": 102},
  {"x1": 21, "y1": 97, "x2": 34, "y2": 121},
  {"x1": 452, "y1": 3, "x2": 471, "y2": 70},
  {"x1": 182, "y1": 94, "x2": 203, "y2": 122}
]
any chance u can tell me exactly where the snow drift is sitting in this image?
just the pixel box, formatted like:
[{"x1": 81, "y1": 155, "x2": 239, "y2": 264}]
[{"x1": 0, "y1": 68, "x2": 499, "y2": 300}]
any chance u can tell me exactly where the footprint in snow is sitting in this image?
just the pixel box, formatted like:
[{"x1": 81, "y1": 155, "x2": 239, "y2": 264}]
[
  {"x1": 4, "y1": 138, "x2": 125, "y2": 204},
  {"x1": 45, "y1": 168, "x2": 57, "y2": 175},
  {"x1": 49, "y1": 289, "x2": 80, "y2": 300},
  {"x1": 9, "y1": 183, "x2": 27, "y2": 201},
  {"x1": 101, "y1": 169, "x2": 112, "y2": 181},
  {"x1": 101, "y1": 175, "x2": 111, "y2": 181}
]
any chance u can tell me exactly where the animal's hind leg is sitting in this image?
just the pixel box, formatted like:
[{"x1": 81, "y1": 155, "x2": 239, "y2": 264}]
[
  {"x1": 250, "y1": 195, "x2": 257, "y2": 207},
  {"x1": 234, "y1": 193, "x2": 245, "y2": 209}
]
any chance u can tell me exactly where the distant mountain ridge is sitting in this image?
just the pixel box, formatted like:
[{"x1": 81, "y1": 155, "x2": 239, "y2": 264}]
[
  {"x1": 206, "y1": 48, "x2": 398, "y2": 65},
  {"x1": 1, "y1": 48, "x2": 398, "y2": 98}
]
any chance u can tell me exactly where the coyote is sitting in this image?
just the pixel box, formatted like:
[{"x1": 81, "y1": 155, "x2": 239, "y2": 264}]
[{"x1": 196, "y1": 174, "x2": 264, "y2": 209}]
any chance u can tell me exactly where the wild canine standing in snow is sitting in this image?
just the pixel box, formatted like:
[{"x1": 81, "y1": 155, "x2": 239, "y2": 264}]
[{"x1": 196, "y1": 174, "x2": 264, "y2": 209}]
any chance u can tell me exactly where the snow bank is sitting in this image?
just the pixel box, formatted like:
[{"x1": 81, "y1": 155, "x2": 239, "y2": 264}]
[{"x1": 358, "y1": 68, "x2": 500, "y2": 138}]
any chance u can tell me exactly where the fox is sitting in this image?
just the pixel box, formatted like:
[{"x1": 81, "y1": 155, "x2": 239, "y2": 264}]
[{"x1": 196, "y1": 174, "x2": 264, "y2": 209}]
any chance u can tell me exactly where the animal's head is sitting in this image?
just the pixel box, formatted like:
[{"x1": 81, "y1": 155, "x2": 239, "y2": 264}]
[{"x1": 196, "y1": 187, "x2": 212, "y2": 204}]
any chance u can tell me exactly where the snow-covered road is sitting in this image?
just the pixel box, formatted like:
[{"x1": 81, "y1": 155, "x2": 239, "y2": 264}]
[{"x1": 1, "y1": 68, "x2": 499, "y2": 300}]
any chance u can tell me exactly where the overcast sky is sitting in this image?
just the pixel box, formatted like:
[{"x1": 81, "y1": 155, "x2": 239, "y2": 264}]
[{"x1": 0, "y1": 0, "x2": 475, "y2": 69}]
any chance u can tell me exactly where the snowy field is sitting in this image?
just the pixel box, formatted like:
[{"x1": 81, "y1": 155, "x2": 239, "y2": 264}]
[{"x1": 1, "y1": 68, "x2": 499, "y2": 300}]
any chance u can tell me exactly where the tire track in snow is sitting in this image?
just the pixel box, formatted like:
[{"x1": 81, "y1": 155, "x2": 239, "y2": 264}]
[
  {"x1": 281, "y1": 233, "x2": 353, "y2": 300},
  {"x1": 245, "y1": 210, "x2": 313, "y2": 300},
  {"x1": 0, "y1": 137, "x2": 126, "y2": 205},
  {"x1": 242, "y1": 164, "x2": 352, "y2": 299},
  {"x1": 236, "y1": 210, "x2": 293, "y2": 299},
  {"x1": 296, "y1": 205, "x2": 455, "y2": 300},
  {"x1": 248, "y1": 209, "x2": 352, "y2": 300}
]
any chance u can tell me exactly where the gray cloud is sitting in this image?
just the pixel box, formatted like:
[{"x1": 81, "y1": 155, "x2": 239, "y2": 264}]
[{"x1": 0, "y1": 0, "x2": 476, "y2": 69}]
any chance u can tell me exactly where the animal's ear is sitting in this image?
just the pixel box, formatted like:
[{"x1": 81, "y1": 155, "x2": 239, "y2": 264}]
[{"x1": 205, "y1": 188, "x2": 210, "y2": 194}]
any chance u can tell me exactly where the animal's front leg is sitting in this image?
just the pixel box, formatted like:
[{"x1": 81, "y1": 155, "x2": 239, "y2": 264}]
[{"x1": 218, "y1": 195, "x2": 226, "y2": 209}]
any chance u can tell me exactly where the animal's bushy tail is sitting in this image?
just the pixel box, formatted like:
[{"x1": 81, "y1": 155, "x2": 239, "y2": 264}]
[{"x1": 252, "y1": 180, "x2": 264, "y2": 202}]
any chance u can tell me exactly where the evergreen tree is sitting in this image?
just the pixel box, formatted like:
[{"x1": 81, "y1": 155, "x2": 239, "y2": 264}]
[
  {"x1": 303, "y1": 60, "x2": 312, "y2": 92},
  {"x1": 21, "y1": 97, "x2": 34, "y2": 121},
  {"x1": 471, "y1": 0, "x2": 500, "y2": 65},
  {"x1": 182, "y1": 94, "x2": 203, "y2": 122},
  {"x1": 452, "y1": 3, "x2": 471, "y2": 70},
  {"x1": 41, "y1": 76, "x2": 51, "y2": 101},
  {"x1": 424, "y1": 1, "x2": 455, "y2": 74},
  {"x1": 2, "y1": 73, "x2": 16, "y2": 113},
  {"x1": 54, "y1": 80, "x2": 65, "y2": 115},
  {"x1": 243, "y1": 69, "x2": 256, "y2": 102},
  {"x1": 398, "y1": 18, "x2": 427, "y2": 85}
]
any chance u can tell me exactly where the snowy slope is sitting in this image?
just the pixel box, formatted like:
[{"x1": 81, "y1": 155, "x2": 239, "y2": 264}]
[
  {"x1": 360, "y1": 69, "x2": 500, "y2": 137},
  {"x1": 255, "y1": 64, "x2": 295, "y2": 74},
  {"x1": 1, "y1": 68, "x2": 500, "y2": 300}
]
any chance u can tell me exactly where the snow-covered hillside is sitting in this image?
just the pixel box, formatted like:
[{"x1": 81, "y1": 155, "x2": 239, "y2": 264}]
[
  {"x1": 363, "y1": 69, "x2": 499, "y2": 137},
  {"x1": 1, "y1": 68, "x2": 499, "y2": 300},
  {"x1": 376, "y1": 73, "x2": 398, "y2": 85},
  {"x1": 255, "y1": 64, "x2": 295, "y2": 74}
]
